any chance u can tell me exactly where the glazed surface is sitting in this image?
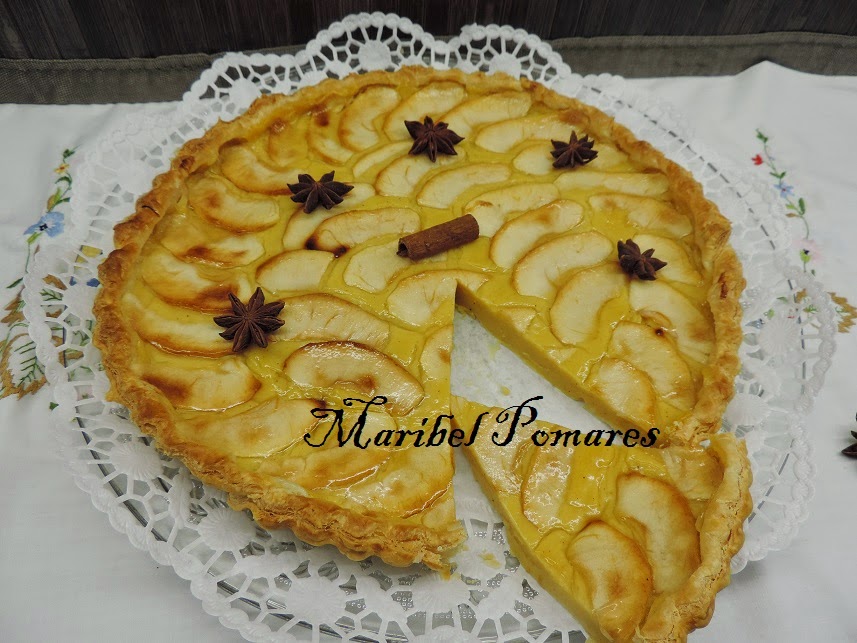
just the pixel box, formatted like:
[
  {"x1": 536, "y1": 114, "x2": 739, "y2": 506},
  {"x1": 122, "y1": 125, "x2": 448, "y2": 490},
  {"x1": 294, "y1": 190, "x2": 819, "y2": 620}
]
[{"x1": 93, "y1": 67, "x2": 744, "y2": 572}]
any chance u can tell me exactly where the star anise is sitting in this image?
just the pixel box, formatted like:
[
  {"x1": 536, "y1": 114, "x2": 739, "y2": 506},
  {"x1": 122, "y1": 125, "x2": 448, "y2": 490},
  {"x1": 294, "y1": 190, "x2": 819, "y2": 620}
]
[
  {"x1": 843, "y1": 414, "x2": 857, "y2": 458},
  {"x1": 843, "y1": 431, "x2": 857, "y2": 458},
  {"x1": 551, "y1": 131, "x2": 598, "y2": 169},
  {"x1": 617, "y1": 239, "x2": 667, "y2": 280},
  {"x1": 288, "y1": 171, "x2": 353, "y2": 214},
  {"x1": 405, "y1": 116, "x2": 464, "y2": 162},
  {"x1": 214, "y1": 287, "x2": 285, "y2": 352}
]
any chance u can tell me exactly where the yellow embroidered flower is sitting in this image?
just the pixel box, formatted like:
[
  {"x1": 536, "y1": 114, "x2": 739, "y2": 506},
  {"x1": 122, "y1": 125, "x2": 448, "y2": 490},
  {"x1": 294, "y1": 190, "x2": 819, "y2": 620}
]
[{"x1": 54, "y1": 162, "x2": 69, "y2": 175}]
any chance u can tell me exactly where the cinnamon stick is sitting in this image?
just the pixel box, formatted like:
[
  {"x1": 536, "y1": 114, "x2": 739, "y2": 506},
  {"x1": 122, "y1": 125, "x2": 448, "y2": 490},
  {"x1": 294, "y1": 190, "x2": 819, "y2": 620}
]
[{"x1": 397, "y1": 214, "x2": 480, "y2": 260}]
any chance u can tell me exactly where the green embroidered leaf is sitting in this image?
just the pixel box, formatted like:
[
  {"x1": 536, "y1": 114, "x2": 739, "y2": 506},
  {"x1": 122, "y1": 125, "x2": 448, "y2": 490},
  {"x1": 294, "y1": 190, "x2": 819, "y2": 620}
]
[
  {"x1": 798, "y1": 197, "x2": 806, "y2": 214},
  {"x1": 40, "y1": 287, "x2": 63, "y2": 302},
  {"x1": 756, "y1": 130, "x2": 769, "y2": 143},
  {"x1": 6, "y1": 277, "x2": 22, "y2": 289},
  {"x1": 46, "y1": 187, "x2": 63, "y2": 211},
  {"x1": 71, "y1": 328, "x2": 92, "y2": 348}
]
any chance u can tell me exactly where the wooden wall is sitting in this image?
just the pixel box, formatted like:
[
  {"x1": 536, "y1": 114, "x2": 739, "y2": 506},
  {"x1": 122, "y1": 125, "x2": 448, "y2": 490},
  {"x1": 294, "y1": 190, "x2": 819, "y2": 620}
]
[{"x1": 3, "y1": 0, "x2": 857, "y2": 59}]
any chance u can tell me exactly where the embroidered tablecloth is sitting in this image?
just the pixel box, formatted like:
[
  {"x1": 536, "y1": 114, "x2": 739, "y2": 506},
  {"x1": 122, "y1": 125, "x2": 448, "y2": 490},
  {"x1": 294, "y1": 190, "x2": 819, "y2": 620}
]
[{"x1": 1, "y1": 61, "x2": 855, "y2": 641}]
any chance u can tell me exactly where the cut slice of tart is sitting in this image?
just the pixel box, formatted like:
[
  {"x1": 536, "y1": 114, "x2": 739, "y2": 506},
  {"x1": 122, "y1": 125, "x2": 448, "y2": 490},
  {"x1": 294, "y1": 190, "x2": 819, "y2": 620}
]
[
  {"x1": 94, "y1": 66, "x2": 745, "y2": 573},
  {"x1": 452, "y1": 396, "x2": 752, "y2": 642}
]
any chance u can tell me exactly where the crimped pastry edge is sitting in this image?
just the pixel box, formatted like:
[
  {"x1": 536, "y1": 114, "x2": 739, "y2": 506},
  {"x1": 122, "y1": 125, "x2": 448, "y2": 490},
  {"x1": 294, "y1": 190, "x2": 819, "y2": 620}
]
[
  {"x1": 634, "y1": 433, "x2": 753, "y2": 642},
  {"x1": 93, "y1": 66, "x2": 745, "y2": 572}
]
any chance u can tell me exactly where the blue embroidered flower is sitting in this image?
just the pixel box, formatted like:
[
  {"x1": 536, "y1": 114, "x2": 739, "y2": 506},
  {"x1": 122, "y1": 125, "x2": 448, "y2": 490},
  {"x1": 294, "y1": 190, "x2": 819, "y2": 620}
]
[
  {"x1": 776, "y1": 182, "x2": 794, "y2": 199},
  {"x1": 24, "y1": 211, "x2": 65, "y2": 238},
  {"x1": 69, "y1": 277, "x2": 100, "y2": 287}
]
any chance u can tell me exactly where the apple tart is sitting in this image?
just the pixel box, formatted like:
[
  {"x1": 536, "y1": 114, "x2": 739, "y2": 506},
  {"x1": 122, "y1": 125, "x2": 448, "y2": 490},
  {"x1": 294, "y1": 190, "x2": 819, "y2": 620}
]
[{"x1": 94, "y1": 66, "x2": 748, "y2": 634}]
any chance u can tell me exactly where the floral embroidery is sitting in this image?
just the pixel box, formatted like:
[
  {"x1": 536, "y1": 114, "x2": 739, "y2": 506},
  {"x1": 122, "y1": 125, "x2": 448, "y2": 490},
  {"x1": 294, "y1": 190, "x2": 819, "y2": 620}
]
[
  {"x1": 831, "y1": 293, "x2": 856, "y2": 333},
  {"x1": 68, "y1": 276, "x2": 100, "y2": 287},
  {"x1": 753, "y1": 130, "x2": 855, "y2": 334},
  {"x1": 776, "y1": 183, "x2": 794, "y2": 199},
  {"x1": 0, "y1": 148, "x2": 76, "y2": 399},
  {"x1": 24, "y1": 211, "x2": 65, "y2": 238}
]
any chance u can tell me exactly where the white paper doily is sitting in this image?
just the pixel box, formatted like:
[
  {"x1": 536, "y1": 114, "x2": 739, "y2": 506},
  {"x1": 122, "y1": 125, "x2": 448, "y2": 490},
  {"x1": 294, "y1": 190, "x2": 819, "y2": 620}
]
[{"x1": 23, "y1": 13, "x2": 835, "y2": 643}]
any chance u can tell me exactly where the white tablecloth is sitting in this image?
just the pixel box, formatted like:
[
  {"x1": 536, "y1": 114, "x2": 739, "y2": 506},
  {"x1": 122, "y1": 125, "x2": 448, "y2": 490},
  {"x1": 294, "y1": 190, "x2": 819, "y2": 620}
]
[{"x1": 1, "y1": 62, "x2": 855, "y2": 641}]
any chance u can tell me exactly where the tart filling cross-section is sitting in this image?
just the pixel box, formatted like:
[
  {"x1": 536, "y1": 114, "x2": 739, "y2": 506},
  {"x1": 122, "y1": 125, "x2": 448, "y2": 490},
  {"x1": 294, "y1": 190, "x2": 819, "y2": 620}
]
[{"x1": 93, "y1": 66, "x2": 747, "y2": 639}]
